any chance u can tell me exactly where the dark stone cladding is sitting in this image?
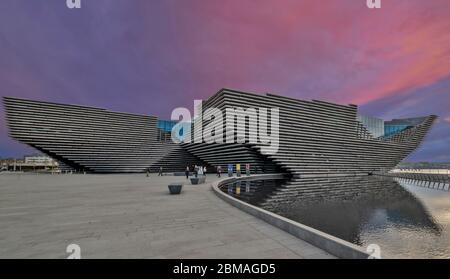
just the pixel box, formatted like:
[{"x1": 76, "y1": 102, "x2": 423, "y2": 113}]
[
  {"x1": 183, "y1": 88, "x2": 436, "y2": 180},
  {"x1": 3, "y1": 88, "x2": 437, "y2": 175},
  {"x1": 3, "y1": 97, "x2": 206, "y2": 173}
]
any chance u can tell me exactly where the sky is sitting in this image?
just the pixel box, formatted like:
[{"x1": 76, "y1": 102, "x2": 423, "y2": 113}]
[{"x1": 0, "y1": 0, "x2": 449, "y2": 162}]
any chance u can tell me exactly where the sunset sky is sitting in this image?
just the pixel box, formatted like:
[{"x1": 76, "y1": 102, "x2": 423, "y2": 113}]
[{"x1": 0, "y1": 0, "x2": 449, "y2": 162}]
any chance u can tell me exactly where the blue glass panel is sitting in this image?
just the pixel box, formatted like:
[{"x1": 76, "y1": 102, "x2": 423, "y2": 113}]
[
  {"x1": 384, "y1": 124, "x2": 409, "y2": 137},
  {"x1": 157, "y1": 120, "x2": 178, "y2": 132}
]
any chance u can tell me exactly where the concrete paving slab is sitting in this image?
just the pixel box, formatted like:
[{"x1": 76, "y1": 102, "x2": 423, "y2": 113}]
[{"x1": 0, "y1": 173, "x2": 334, "y2": 259}]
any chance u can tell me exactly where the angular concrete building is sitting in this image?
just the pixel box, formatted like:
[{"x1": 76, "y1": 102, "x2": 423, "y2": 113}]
[
  {"x1": 3, "y1": 88, "x2": 436, "y2": 175},
  {"x1": 3, "y1": 97, "x2": 206, "y2": 173}
]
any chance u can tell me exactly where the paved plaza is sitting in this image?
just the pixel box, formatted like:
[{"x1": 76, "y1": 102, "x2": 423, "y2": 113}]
[{"x1": 0, "y1": 173, "x2": 333, "y2": 259}]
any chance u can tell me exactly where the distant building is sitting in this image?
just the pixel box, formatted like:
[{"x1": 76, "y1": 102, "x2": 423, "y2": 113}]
[
  {"x1": 24, "y1": 155, "x2": 55, "y2": 165},
  {"x1": 0, "y1": 155, "x2": 57, "y2": 172}
]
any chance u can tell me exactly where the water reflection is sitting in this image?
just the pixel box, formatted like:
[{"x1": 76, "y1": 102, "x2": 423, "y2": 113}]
[
  {"x1": 225, "y1": 179, "x2": 288, "y2": 205},
  {"x1": 221, "y1": 176, "x2": 450, "y2": 258}
]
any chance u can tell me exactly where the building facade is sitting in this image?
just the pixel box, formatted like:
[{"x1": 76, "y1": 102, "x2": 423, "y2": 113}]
[
  {"x1": 3, "y1": 97, "x2": 205, "y2": 173},
  {"x1": 3, "y1": 88, "x2": 437, "y2": 176}
]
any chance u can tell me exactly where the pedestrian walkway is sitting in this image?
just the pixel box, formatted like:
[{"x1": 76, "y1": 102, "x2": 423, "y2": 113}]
[{"x1": 0, "y1": 173, "x2": 334, "y2": 258}]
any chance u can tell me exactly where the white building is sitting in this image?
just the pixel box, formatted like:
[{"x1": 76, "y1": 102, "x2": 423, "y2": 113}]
[{"x1": 24, "y1": 155, "x2": 55, "y2": 165}]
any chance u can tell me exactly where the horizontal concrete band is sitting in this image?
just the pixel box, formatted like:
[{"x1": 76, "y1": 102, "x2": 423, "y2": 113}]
[
  {"x1": 212, "y1": 175, "x2": 371, "y2": 259},
  {"x1": 3, "y1": 89, "x2": 436, "y2": 176}
]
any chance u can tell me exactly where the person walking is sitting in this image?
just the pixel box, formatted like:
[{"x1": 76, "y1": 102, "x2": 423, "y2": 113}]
[
  {"x1": 185, "y1": 165, "x2": 190, "y2": 179},
  {"x1": 146, "y1": 167, "x2": 150, "y2": 177},
  {"x1": 217, "y1": 165, "x2": 222, "y2": 177},
  {"x1": 194, "y1": 165, "x2": 198, "y2": 178},
  {"x1": 158, "y1": 166, "x2": 163, "y2": 176}
]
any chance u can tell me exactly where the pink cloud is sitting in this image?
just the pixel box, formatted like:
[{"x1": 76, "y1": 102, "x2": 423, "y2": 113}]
[{"x1": 162, "y1": 0, "x2": 450, "y2": 105}]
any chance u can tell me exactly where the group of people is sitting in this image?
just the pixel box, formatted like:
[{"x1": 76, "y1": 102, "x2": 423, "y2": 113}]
[
  {"x1": 145, "y1": 167, "x2": 163, "y2": 177},
  {"x1": 185, "y1": 165, "x2": 207, "y2": 179},
  {"x1": 146, "y1": 165, "x2": 224, "y2": 178},
  {"x1": 145, "y1": 166, "x2": 164, "y2": 177}
]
